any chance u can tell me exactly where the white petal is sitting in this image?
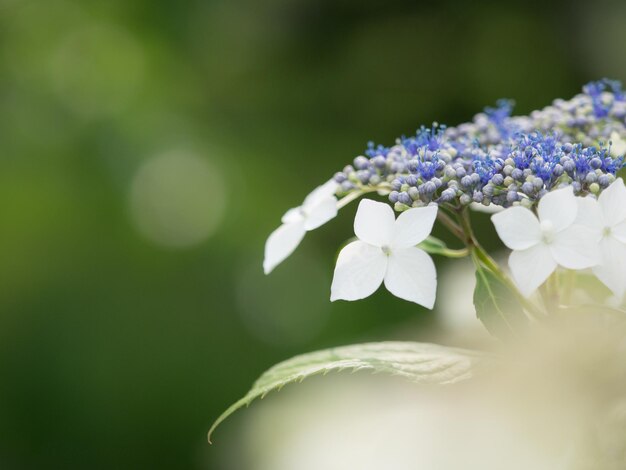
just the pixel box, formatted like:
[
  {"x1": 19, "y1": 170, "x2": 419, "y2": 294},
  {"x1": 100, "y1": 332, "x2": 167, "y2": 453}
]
[
  {"x1": 470, "y1": 202, "x2": 504, "y2": 214},
  {"x1": 281, "y1": 207, "x2": 304, "y2": 224},
  {"x1": 391, "y1": 204, "x2": 438, "y2": 249},
  {"x1": 304, "y1": 196, "x2": 338, "y2": 231},
  {"x1": 384, "y1": 247, "x2": 437, "y2": 308},
  {"x1": 330, "y1": 241, "x2": 387, "y2": 301},
  {"x1": 537, "y1": 186, "x2": 577, "y2": 231},
  {"x1": 353, "y1": 199, "x2": 395, "y2": 247},
  {"x1": 263, "y1": 221, "x2": 306, "y2": 274},
  {"x1": 593, "y1": 236, "x2": 626, "y2": 299},
  {"x1": 610, "y1": 132, "x2": 626, "y2": 157},
  {"x1": 302, "y1": 179, "x2": 339, "y2": 210},
  {"x1": 575, "y1": 196, "x2": 604, "y2": 238},
  {"x1": 509, "y1": 244, "x2": 557, "y2": 297},
  {"x1": 598, "y1": 178, "x2": 626, "y2": 227},
  {"x1": 550, "y1": 224, "x2": 599, "y2": 269},
  {"x1": 491, "y1": 206, "x2": 541, "y2": 250},
  {"x1": 612, "y1": 220, "x2": 626, "y2": 244}
]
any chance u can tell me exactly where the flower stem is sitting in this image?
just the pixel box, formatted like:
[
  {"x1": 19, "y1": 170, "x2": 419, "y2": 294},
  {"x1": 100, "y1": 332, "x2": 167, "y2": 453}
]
[
  {"x1": 436, "y1": 209, "x2": 466, "y2": 242},
  {"x1": 454, "y1": 207, "x2": 544, "y2": 319},
  {"x1": 336, "y1": 184, "x2": 391, "y2": 210},
  {"x1": 425, "y1": 246, "x2": 470, "y2": 258}
]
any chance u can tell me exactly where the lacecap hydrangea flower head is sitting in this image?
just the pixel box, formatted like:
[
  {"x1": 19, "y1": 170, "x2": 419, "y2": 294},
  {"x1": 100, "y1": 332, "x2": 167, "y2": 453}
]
[
  {"x1": 263, "y1": 80, "x2": 626, "y2": 334},
  {"x1": 208, "y1": 80, "x2": 626, "y2": 445}
]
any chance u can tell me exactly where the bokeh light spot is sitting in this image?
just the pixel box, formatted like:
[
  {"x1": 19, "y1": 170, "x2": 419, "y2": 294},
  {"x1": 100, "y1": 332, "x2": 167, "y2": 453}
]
[{"x1": 129, "y1": 151, "x2": 226, "y2": 248}]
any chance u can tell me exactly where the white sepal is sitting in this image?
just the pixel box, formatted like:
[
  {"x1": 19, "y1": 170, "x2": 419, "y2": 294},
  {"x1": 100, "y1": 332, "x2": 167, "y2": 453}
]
[
  {"x1": 330, "y1": 241, "x2": 387, "y2": 301},
  {"x1": 331, "y1": 198, "x2": 438, "y2": 308},
  {"x1": 491, "y1": 206, "x2": 541, "y2": 250},
  {"x1": 384, "y1": 247, "x2": 437, "y2": 308},
  {"x1": 264, "y1": 180, "x2": 339, "y2": 274},
  {"x1": 263, "y1": 220, "x2": 306, "y2": 274}
]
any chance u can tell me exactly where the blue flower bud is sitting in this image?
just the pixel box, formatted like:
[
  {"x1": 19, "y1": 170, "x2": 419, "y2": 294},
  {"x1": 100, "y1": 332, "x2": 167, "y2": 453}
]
[
  {"x1": 521, "y1": 182, "x2": 534, "y2": 194},
  {"x1": 444, "y1": 166, "x2": 456, "y2": 178},
  {"x1": 354, "y1": 156, "x2": 369, "y2": 170},
  {"x1": 491, "y1": 174, "x2": 504, "y2": 186},
  {"x1": 372, "y1": 156, "x2": 387, "y2": 168},
  {"x1": 438, "y1": 187, "x2": 456, "y2": 202},
  {"x1": 585, "y1": 172, "x2": 597, "y2": 183},
  {"x1": 507, "y1": 191, "x2": 519, "y2": 203},
  {"x1": 334, "y1": 172, "x2": 347, "y2": 183},
  {"x1": 422, "y1": 181, "x2": 437, "y2": 194},
  {"x1": 398, "y1": 192, "x2": 412, "y2": 205},
  {"x1": 590, "y1": 157, "x2": 603, "y2": 169},
  {"x1": 553, "y1": 164, "x2": 564, "y2": 177},
  {"x1": 341, "y1": 181, "x2": 355, "y2": 192},
  {"x1": 406, "y1": 175, "x2": 419, "y2": 186},
  {"x1": 389, "y1": 191, "x2": 399, "y2": 203},
  {"x1": 357, "y1": 170, "x2": 371, "y2": 184},
  {"x1": 598, "y1": 174, "x2": 610, "y2": 187}
]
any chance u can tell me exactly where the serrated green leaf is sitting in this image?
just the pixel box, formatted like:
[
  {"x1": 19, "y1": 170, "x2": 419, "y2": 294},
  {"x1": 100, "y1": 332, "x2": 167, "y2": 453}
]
[
  {"x1": 473, "y1": 261, "x2": 529, "y2": 338},
  {"x1": 208, "y1": 341, "x2": 492, "y2": 442}
]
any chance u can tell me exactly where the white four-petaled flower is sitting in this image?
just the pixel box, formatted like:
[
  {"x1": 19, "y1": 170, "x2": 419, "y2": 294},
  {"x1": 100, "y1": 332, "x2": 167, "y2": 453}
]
[
  {"x1": 330, "y1": 199, "x2": 438, "y2": 308},
  {"x1": 491, "y1": 186, "x2": 598, "y2": 297},
  {"x1": 576, "y1": 178, "x2": 626, "y2": 300},
  {"x1": 264, "y1": 180, "x2": 339, "y2": 274}
]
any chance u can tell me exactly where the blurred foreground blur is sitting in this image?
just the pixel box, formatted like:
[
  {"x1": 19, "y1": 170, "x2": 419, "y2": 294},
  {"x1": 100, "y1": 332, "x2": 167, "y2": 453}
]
[
  {"x1": 219, "y1": 313, "x2": 626, "y2": 470},
  {"x1": 1, "y1": 0, "x2": 626, "y2": 468}
]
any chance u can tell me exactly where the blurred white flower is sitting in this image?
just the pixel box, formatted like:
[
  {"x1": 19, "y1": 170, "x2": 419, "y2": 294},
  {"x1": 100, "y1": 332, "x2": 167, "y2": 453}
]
[
  {"x1": 264, "y1": 180, "x2": 338, "y2": 274},
  {"x1": 331, "y1": 199, "x2": 438, "y2": 308},
  {"x1": 576, "y1": 177, "x2": 626, "y2": 300},
  {"x1": 610, "y1": 131, "x2": 626, "y2": 157},
  {"x1": 491, "y1": 187, "x2": 598, "y2": 297}
]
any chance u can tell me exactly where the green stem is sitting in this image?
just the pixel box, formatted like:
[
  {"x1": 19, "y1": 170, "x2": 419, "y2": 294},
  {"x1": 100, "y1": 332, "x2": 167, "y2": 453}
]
[
  {"x1": 436, "y1": 210, "x2": 465, "y2": 242},
  {"x1": 336, "y1": 184, "x2": 391, "y2": 210},
  {"x1": 455, "y1": 207, "x2": 544, "y2": 319},
  {"x1": 424, "y1": 246, "x2": 470, "y2": 258}
]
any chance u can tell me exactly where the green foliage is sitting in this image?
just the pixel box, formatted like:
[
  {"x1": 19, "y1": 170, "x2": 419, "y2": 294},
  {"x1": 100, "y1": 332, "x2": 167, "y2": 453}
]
[
  {"x1": 473, "y1": 259, "x2": 529, "y2": 338},
  {"x1": 208, "y1": 341, "x2": 492, "y2": 442},
  {"x1": 419, "y1": 236, "x2": 469, "y2": 258}
]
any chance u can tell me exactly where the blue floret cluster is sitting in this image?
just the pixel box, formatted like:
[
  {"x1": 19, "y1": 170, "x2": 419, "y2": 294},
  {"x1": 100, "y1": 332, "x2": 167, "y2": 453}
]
[{"x1": 333, "y1": 80, "x2": 626, "y2": 210}]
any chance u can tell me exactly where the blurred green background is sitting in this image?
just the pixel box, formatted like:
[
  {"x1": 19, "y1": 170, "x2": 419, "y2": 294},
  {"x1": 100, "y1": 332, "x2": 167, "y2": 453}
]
[{"x1": 0, "y1": 0, "x2": 625, "y2": 468}]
